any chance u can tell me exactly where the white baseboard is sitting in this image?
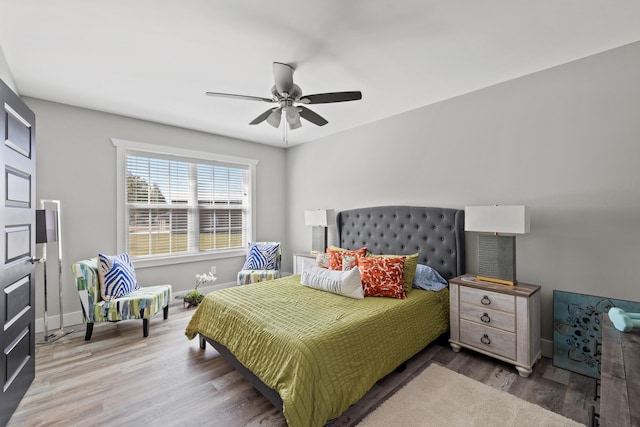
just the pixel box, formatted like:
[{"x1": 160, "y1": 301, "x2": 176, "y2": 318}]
[
  {"x1": 36, "y1": 311, "x2": 84, "y2": 334},
  {"x1": 541, "y1": 338, "x2": 553, "y2": 358},
  {"x1": 171, "y1": 281, "x2": 234, "y2": 299},
  {"x1": 35, "y1": 281, "x2": 236, "y2": 334}
]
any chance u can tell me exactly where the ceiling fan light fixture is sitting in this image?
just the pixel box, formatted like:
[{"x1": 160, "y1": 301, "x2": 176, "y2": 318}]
[
  {"x1": 266, "y1": 109, "x2": 282, "y2": 128},
  {"x1": 284, "y1": 106, "x2": 301, "y2": 129},
  {"x1": 288, "y1": 120, "x2": 302, "y2": 130}
]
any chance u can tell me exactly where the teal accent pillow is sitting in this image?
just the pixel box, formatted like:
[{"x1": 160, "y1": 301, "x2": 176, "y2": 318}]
[
  {"x1": 98, "y1": 253, "x2": 140, "y2": 301},
  {"x1": 242, "y1": 243, "x2": 280, "y2": 270}
]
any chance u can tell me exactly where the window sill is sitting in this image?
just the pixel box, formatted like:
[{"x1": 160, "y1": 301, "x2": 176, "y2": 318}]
[{"x1": 132, "y1": 249, "x2": 246, "y2": 269}]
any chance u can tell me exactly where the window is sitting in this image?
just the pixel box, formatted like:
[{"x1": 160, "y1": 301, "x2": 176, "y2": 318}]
[{"x1": 113, "y1": 139, "x2": 257, "y2": 266}]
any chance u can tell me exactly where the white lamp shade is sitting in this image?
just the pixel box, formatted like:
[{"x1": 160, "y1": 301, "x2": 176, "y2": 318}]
[
  {"x1": 304, "y1": 209, "x2": 335, "y2": 227},
  {"x1": 465, "y1": 205, "x2": 530, "y2": 234}
]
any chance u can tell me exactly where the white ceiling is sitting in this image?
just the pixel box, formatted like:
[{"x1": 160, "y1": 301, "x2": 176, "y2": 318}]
[{"x1": 1, "y1": 1, "x2": 639, "y2": 147}]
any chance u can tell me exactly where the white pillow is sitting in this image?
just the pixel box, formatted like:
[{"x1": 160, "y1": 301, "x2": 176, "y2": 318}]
[{"x1": 300, "y1": 261, "x2": 364, "y2": 299}]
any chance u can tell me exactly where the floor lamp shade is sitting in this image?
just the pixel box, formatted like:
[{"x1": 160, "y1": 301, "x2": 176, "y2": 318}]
[
  {"x1": 465, "y1": 206, "x2": 530, "y2": 286},
  {"x1": 304, "y1": 209, "x2": 334, "y2": 253},
  {"x1": 36, "y1": 209, "x2": 58, "y2": 244}
]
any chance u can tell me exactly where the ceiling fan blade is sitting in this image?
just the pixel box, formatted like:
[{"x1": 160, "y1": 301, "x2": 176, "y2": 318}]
[
  {"x1": 250, "y1": 108, "x2": 279, "y2": 125},
  {"x1": 298, "y1": 106, "x2": 328, "y2": 126},
  {"x1": 206, "y1": 92, "x2": 274, "y2": 103},
  {"x1": 273, "y1": 62, "x2": 295, "y2": 95},
  {"x1": 300, "y1": 91, "x2": 362, "y2": 104}
]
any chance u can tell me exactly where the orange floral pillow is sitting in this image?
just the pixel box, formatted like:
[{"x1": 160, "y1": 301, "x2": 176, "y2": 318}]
[
  {"x1": 327, "y1": 247, "x2": 367, "y2": 271},
  {"x1": 358, "y1": 256, "x2": 406, "y2": 299}
]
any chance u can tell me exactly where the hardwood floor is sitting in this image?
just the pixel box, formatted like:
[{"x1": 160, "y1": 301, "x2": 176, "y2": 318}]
[{"x1": 8, "y1": 303, "x2": 597, "y2": 426}]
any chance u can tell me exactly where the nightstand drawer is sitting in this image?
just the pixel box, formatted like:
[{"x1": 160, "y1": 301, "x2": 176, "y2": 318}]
[
  {"x1": 460, "y1": 286, "x2": 515, "y2": 314},
  {"x1": 460, "y1": 302, "x2": 516, "y2": 332},
  {"x1": 293, "y1": 253, "x2": 316, "y2": 275},
  {"x1": 460, "y1": 319, "x2": 516, "y2": 360}
]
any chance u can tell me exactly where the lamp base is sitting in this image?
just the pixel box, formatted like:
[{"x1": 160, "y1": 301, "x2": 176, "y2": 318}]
[
  {"x1": 37, "y1": 328, "x2": 74, "y2": 345},
  {"x1": 475, "y1": 275, "x2": 517, "y2": 286},
  {"x1": 477, "y1": 234, "x2": 517, "y2": 286},
  {"x1": 310, "y1": 226, "x2": 327, "y2": 253}
]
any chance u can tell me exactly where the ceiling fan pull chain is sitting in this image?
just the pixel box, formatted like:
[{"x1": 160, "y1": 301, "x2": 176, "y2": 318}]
[{"x1": 283, "y1": 120, "x2": 288, "y2": 145}]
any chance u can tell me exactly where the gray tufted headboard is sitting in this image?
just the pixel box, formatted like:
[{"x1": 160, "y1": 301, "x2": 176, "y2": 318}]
[{"x1": 337, "y1": 206, "x2": 465, "y2": 280}]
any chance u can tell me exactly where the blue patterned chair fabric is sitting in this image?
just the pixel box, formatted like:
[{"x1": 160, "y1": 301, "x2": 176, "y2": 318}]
[
  {"x1": 71, "y1": 258, "x2": 172, "y2": 340},
  {"x1": 237, "y1": 242, "x2": 282, "y2": 286}
]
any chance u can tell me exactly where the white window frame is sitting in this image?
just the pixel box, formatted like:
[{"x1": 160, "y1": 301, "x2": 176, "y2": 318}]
[{"x1": 112, "y1": 138, "x2": 257, "y2": 268}]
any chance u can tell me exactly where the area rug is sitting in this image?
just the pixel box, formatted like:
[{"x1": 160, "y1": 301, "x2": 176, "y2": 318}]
[{"x1": 357, "y1": 364, "x2": 584, "y2": 426}]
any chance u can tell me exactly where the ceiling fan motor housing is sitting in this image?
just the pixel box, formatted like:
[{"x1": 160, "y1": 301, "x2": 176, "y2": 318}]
[{"x1": 272, "y1": 84, "x2": 302, "y2": 100}]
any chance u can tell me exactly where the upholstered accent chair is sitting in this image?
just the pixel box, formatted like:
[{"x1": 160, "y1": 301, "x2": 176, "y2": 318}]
[
  {"x1": 237, "y1": 242, "x2": 282, "y2": 285},
  {"x1": 71, "y1": 258, "x2": 172, "y2": 340}
]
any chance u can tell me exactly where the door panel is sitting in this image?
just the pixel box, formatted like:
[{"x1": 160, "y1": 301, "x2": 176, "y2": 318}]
[
  {"x1": 6, "y1": 168, "x2": 31, "y2": 206},
  {"x1": 5, "y1": 226, "x2": 31, "y2": 263},
  {"x1": 5, "y1": 276, "x2": 31, "y2": 324},
  {"x1": 5, "y1": 104, "x2": 32, "y2": 157},
  {"x1": 1, "y1": 78, "x2": 36, "y2": 427}
]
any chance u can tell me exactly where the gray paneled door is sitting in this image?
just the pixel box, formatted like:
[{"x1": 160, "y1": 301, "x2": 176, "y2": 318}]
[{"x1": 0, "y1": 78, "x2": 36, "y2": 427}]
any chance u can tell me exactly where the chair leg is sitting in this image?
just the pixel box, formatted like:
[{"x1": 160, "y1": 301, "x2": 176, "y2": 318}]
[
  {"x1": 163, "y1": 304, "x2": 169, "y2": 320},
  {"x1": 143, "y1": 318, "x2": 149, "y2": 337},
  {"x1": 85, "y1": 323, "x2": 94, "y2": 341}
]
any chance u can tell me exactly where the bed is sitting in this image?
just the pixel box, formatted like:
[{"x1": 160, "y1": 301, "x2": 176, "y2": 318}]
[{"x1": 185, "y1": 206, "x2": 465, "y2": 427}]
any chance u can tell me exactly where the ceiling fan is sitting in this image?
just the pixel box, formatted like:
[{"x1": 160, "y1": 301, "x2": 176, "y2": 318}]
[{"x1": 206, "y1": 62, "x2": 362, "y2": 130}]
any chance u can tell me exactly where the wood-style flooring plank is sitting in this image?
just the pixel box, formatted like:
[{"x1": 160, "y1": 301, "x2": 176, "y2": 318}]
[{"x1": 7, "y1": 304, "x2": 595, "y2": 426}]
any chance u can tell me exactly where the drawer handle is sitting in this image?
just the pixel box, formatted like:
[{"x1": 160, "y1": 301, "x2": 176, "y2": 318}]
[
  {"x1": 481, "y1": 295, "x2": 491, "y2": 305},
  {"x1": 480, "y1": 313, "x2": 491, "y2": 323},
  {"x1": 480, "y1": 334, "x2": 491, "y2": 345}
]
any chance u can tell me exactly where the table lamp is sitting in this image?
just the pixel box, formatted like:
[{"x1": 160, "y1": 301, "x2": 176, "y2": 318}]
[
  {"x1": 465, "y1": 205, "x2": 530, "y2": 286},
  {"x1": 304, "y1": 209, "x2": 334, "y2": 253}
]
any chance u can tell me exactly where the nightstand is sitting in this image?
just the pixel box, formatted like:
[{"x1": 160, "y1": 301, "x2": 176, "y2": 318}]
[
  {"x1": 448, "y1": 274, "x2": 541, "y2": 377},
  {"x1": 293, "y1": 252, "x2": 316, "y2": 274}
]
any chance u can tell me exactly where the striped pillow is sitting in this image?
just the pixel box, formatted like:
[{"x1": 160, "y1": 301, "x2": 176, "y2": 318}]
[
  {"x1": 301, "y1": 261, "x2": 364, "y2": 299},
  {"x1": 242, "y1": 243, "x2": 280, "y2": 270},
  {"x1": 98, "y1": 252, "x2": 140, "y2": 301}
]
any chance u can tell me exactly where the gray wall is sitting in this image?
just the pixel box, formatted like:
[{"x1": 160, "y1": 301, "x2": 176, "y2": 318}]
[
  {"x1": 0, "y1": 43, "x2": 16, "y2": 92},
  {"x1": 286, "y1": 41, "x2": 640, "y2": 350},
  {"x1": 26, "y1": 98, "x2": 287, "y2": 327}
]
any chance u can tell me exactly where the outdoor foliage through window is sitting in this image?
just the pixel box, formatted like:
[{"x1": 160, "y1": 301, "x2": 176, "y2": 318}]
[{"x1": 126, "y1": 153, "x2": 249, "y2": 258}]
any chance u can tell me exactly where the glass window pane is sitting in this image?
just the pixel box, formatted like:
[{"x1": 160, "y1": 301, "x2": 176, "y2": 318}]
[{"x1": 125, "y1": 152, "x2": 250, "y2": 258}]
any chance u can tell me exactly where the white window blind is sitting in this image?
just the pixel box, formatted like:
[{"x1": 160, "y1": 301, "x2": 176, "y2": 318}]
[{"x1": 125, "y1": 152, "x2": 249, "y2": 259}]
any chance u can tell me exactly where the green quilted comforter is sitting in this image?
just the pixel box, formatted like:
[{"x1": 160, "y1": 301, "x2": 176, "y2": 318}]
[{"x1": 185, "y1": 274, "x2": 449, "y2": 427}]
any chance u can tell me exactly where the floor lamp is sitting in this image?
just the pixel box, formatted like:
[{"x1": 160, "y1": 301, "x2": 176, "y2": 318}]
[{"x1": 36, "y1": 199, "x2": 66, "y2": 342}]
